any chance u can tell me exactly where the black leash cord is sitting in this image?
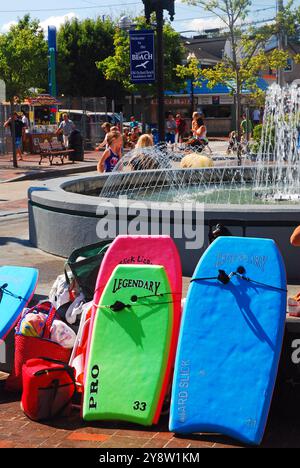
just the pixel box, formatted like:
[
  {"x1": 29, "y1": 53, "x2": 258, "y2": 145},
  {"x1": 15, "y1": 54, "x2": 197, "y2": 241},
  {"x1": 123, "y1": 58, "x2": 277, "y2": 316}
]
[
  {"x1": 132, "y1": 291, "x2": 182, "y2": 300},
  {"x1": 94, "y1": 291, "x2": 182, "y2": 313},
  {"x1": 232, "y1": 272, "x2": 288, "y2": 293},
  {"x1": 99, "y1": 300, "x2": 180, "y2": 312},
  {"x1": 0, "y1": 283, "x2": 26, "y2": 303},
  {"x1": 191, "y1": 270, "x2": 287, "y2": 292}
]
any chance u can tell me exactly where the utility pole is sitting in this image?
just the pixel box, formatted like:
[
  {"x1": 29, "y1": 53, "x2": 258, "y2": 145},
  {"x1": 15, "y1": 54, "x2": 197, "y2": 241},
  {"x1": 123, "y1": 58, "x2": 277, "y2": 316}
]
[
  {"x1": 142, "y1": 0, "x2": 175, "y2": 143},
  {"x1": 277, "y1": 0, "x2": 285, "y2": 87},
  {"x1": 156, "y1": 6, "x2": 165, "y2": 142}
]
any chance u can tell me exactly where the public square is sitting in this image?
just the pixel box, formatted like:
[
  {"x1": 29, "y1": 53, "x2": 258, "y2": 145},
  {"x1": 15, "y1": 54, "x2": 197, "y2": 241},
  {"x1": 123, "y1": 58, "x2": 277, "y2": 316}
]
[{"x1": 1, "y1": 0, "x2": 300, "y2": 451}]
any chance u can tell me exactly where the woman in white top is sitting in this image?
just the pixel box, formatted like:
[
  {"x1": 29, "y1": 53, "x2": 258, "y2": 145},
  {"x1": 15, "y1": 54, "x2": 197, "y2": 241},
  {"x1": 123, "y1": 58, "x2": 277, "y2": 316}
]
[{"x1": 195, "y1": 117, "x2": 212, "y2": 154}]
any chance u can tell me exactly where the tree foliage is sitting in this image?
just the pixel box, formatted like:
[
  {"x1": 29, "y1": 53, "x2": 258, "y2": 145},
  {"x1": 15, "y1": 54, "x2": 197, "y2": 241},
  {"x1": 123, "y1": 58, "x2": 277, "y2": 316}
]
[
  {"x1": 57, "y1": 17, "x2": 121, "y2": 98},
  {"x1": 0, "y1": 15, "x2": 48, "y2": 100},
  {"x1": 97, "y1": 16, "x2": 186, "y2": 95},
  {"x1": 179, "y1": 0, "x2": 300, "y2": 148},
  {"x1": 180, "y1": 0, "x2": 300, "y2": 93}
]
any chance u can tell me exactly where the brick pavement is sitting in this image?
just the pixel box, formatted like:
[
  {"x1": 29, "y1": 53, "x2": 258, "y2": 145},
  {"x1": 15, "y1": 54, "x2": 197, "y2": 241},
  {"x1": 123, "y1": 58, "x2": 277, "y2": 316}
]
[
  {"x1": 0, "y1": 150, "x2": 99, "y2": 183},
  {"x1": 1, "y1": 381, "x2": 300, "y2": 448}
]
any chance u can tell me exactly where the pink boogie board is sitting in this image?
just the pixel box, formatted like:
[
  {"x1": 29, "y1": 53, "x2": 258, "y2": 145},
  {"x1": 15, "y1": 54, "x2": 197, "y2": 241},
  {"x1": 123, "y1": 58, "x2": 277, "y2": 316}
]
[{"x1": 85, "y1": 235, "x2": 182, "y2": 424}]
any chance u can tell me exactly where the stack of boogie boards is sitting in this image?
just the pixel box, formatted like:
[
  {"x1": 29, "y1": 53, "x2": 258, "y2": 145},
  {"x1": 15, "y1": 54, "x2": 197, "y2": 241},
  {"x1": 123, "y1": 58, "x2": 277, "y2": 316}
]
[
  {"x1": 83, "y1": 264, "x2": 173, "y2": 424},
  {"x1": 83, "y1": 235, "x2": 182, "y2": 424},
  {"x1": 170, "y1": 237, "x2": 287, "y2": 445},
  {"x1": 0, "y1": 266, "x2": 39, "y2": 340}
]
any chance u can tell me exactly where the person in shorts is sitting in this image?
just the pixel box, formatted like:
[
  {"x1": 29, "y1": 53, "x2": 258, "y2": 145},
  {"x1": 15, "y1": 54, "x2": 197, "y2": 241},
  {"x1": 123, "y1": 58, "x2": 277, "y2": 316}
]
[
  {"x1": 4, "y1": 112, "x2": 25, "y2": 161},
  {"x1": 56, "y1": 113, "x2": 74, "y2": 148}
]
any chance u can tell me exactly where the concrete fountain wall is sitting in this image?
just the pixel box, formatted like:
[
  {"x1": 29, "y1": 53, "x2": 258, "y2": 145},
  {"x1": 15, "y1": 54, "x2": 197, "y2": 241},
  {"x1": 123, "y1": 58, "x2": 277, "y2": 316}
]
[{"x1": 28, "y1": 169, "x2": 300, "y2": 281}]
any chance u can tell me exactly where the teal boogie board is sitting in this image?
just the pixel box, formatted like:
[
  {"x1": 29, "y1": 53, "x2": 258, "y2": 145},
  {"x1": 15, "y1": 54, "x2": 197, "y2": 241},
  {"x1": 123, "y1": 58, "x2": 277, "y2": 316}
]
[
  {"x1": 169, "y1": 237, "x2": 286, "y2": 445},
  {"x1": 0, "y1": 266, "x2": 38, "y2": 340},
  {"x1": 83, "y1": 264, "x2": 173, "y2": 425}
]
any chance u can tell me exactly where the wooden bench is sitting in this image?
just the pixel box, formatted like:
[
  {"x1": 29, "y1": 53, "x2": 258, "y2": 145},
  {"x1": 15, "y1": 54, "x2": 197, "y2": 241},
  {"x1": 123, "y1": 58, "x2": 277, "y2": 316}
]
[{"x1": 38, "y1": 139, "x2": 75, "y2": 165}]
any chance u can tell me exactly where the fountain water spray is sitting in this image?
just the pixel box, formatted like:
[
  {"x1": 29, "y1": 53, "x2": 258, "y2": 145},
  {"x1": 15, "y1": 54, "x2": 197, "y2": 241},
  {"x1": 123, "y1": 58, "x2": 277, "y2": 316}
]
[{"x1": 254, "y1": 83, "x2": 300, "y2": 202}]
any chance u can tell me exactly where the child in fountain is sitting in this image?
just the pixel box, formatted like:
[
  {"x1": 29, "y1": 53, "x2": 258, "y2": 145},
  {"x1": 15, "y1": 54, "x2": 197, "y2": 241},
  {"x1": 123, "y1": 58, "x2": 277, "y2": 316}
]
[
  {"x1": 129, "y1": 134, "x2": 159, "y2": 171},
  {"x1": 97, "y1": 130, "x2": 122, "y2": 173}
]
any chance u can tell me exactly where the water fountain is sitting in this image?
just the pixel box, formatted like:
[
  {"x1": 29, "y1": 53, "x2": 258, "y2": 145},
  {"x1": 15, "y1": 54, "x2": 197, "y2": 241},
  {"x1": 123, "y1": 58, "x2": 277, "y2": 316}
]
[
  {"x1": 28, "y1": 83, "x2": 300, "y2": 280},
  {"x1": 254, "y1": 83, "x2": 300, "y2": 202}
]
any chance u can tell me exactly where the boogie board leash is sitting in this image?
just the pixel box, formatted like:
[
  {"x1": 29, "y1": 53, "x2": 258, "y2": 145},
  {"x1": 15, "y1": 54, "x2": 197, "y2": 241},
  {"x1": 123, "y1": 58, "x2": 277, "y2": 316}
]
[
  {"x1": 0, "y1": 283, "x2": 27, "y2": 304},
  {"x1": 94, "y1": 291, "x2": 182, "y2": 312},
  {"x1": 191, "y1": 269, "x2": 287, "y2": 293}
]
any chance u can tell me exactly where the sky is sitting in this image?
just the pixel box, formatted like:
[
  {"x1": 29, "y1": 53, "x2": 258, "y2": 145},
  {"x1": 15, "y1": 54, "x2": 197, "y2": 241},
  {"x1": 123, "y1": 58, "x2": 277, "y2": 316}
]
[{"x1": 0, "y1": 0, "x2": 299, "y2": 37}]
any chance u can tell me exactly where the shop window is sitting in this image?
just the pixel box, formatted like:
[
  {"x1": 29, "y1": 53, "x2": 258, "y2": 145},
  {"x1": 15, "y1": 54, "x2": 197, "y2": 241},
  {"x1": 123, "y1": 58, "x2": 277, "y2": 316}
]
[{"x1": 201, "y1": 105, "x2": 231, "y2": 118}]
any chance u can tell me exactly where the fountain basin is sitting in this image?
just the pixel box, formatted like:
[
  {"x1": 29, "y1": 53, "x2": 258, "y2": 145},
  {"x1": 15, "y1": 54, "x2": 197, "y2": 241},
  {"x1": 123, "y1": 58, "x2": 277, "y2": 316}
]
[{"x1": 28, "y1": 168, "x2": 300, "y2": 281}]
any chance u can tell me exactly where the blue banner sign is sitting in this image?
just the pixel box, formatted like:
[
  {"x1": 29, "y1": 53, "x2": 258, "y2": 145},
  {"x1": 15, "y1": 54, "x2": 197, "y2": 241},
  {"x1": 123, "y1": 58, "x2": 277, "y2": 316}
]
[{"x1": 130, "y1": 30, "x2": 155, "y2": 84}]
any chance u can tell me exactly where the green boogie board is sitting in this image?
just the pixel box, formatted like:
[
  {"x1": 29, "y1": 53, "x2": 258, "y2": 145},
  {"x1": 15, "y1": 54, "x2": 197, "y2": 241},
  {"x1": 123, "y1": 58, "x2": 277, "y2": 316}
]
[{"x1": 83, "y1": 265, "x2": 173, "y2": 425}]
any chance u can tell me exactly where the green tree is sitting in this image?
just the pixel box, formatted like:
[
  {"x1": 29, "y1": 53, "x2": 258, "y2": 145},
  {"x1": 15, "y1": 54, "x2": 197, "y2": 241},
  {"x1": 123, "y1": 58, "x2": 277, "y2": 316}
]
[
  {"x1": 0, "y1": 14, "x2": 48, "y2": 167},
  {"x1": 97, "y1": 16, "x2": 185, "y2": 119},
  {"x1": 179, "y1": 0, "x2": 300, "y2": 161},
  {"x1": 57, "y1": 17, "x2": 122, "y2": 100}
]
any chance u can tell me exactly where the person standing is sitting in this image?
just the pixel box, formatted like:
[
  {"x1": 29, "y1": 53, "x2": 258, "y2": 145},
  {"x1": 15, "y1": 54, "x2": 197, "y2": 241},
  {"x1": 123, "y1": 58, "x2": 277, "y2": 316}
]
[
  {"x1": 129, "y1": 116, "x2": 139, "y2": 131},
  {"x1": 21, "y1": 111, "x2": 29, "y2": 129},
  {"x1": 56, "y1": 113, "x2": 74, "y2": 148},
  {"x1": 96, "y1": 122, "x2": 111, "y2": 151},
  {"x1": 241, "y1": 113, "x2": 253, "y2": 141},
  {"x1": 165, "y1": 113, "x2": 176, "y2": 144},
  {"x1": 21, "y1": 111, "x2": 29, "y2": 154},
  {"x1": 252, "y1": 108, "x2": 260, "y2": 127},
  {"x1": 4, "y1": 112, "x2": 24, "y2": 161},
  {"x1": 175, "y1": 113, "x2": 186, "y2": 143}
]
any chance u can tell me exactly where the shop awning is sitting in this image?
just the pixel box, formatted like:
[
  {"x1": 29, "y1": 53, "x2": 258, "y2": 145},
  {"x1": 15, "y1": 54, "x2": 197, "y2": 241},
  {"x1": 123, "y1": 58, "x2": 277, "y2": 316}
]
[
  {"x1": 24, "y1": 94, "x2": 61, "y2": 106},
  {"x1": 165, "y1": 77, "x2": 269, "y2": 96}
]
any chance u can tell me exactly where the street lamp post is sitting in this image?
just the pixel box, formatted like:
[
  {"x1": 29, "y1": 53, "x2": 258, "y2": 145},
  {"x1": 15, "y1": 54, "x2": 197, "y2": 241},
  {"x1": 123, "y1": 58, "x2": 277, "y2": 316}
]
[
  {"x1": 187, "y1": 52, "x2": 196, "y2": 117},
  {"x1": 142, "y1": 0, "x2": 175, "y2": 143}
]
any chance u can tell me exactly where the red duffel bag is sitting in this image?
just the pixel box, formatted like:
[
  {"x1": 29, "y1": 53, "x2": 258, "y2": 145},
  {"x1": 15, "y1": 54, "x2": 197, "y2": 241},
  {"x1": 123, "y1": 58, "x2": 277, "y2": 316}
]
[
  {"x1": 21, "y1": 357, "x2": 76, "y2": 421},
  {"x1": 6, "y1": 302, "x2": 71, "y2": 392}
]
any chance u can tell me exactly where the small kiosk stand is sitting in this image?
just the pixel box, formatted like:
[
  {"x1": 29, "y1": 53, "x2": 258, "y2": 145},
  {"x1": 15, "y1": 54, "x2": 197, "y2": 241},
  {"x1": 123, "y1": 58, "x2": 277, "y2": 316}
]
[{"x1": 22, "y1": 94, "x2": 60, "y2": 153}]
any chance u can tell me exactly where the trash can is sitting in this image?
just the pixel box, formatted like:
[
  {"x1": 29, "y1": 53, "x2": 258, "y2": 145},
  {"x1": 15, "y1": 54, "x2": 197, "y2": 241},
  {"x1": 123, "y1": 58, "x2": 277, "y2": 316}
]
[{"x1": 69, "y1": 129, "x2": 84, "y2": 161}]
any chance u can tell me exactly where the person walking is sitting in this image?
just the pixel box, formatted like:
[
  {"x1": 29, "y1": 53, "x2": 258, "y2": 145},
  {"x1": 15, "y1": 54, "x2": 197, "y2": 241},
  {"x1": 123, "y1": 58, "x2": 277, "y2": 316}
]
[
  {"x1": 4, "y1": 112, "x2": 24, "y2": 161},
  {"x1": 56, "y1": 113, "x2": 74, "y2": 148}
]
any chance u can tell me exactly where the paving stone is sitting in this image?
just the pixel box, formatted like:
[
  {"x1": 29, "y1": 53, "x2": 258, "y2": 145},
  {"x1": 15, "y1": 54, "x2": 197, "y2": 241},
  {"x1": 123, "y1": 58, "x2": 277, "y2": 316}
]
[
  {"x1": 57, "y1": 439, "x2": 104, "y2": 448},
  {"x1": 100, "y1": 436, "x2": 147, "y2": 448},
  {"x1": 142, "y1": 438, "x2": 170, "y2": 448},
  {"x1": 74, "y1": 426, "x2": 117, "y2": 436},
  {"x1": 153, "y1": 431, "x2": 173, "y2": 440},
  {"x1": 115, "y1": 429, "x2": 156, "y2": 439},
  {"x1": 0, "y1": 440, "x2": 14, "y2": 448},
  {"x1": 164, "y1": 437, "x2": 191, "y2": 448},
  {"x1": 67, "y1": 432, "x2": 110, "y2": 442}
]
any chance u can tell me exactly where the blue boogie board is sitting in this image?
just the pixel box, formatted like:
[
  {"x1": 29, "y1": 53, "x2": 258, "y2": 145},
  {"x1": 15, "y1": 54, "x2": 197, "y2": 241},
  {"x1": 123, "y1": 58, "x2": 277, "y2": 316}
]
[
  {"x1": 0, "y1": 266, "x2": 38, "y2": 340},
  {"x1": 169, "y1": 237, "x2": 287, "y2": 445}
]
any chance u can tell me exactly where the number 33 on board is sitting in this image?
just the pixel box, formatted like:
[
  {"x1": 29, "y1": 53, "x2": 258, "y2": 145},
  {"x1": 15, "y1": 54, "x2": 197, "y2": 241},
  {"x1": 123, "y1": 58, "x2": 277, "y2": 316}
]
[{"x1": 133, "y1": 401, "x2": 147, "y2": 411}]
